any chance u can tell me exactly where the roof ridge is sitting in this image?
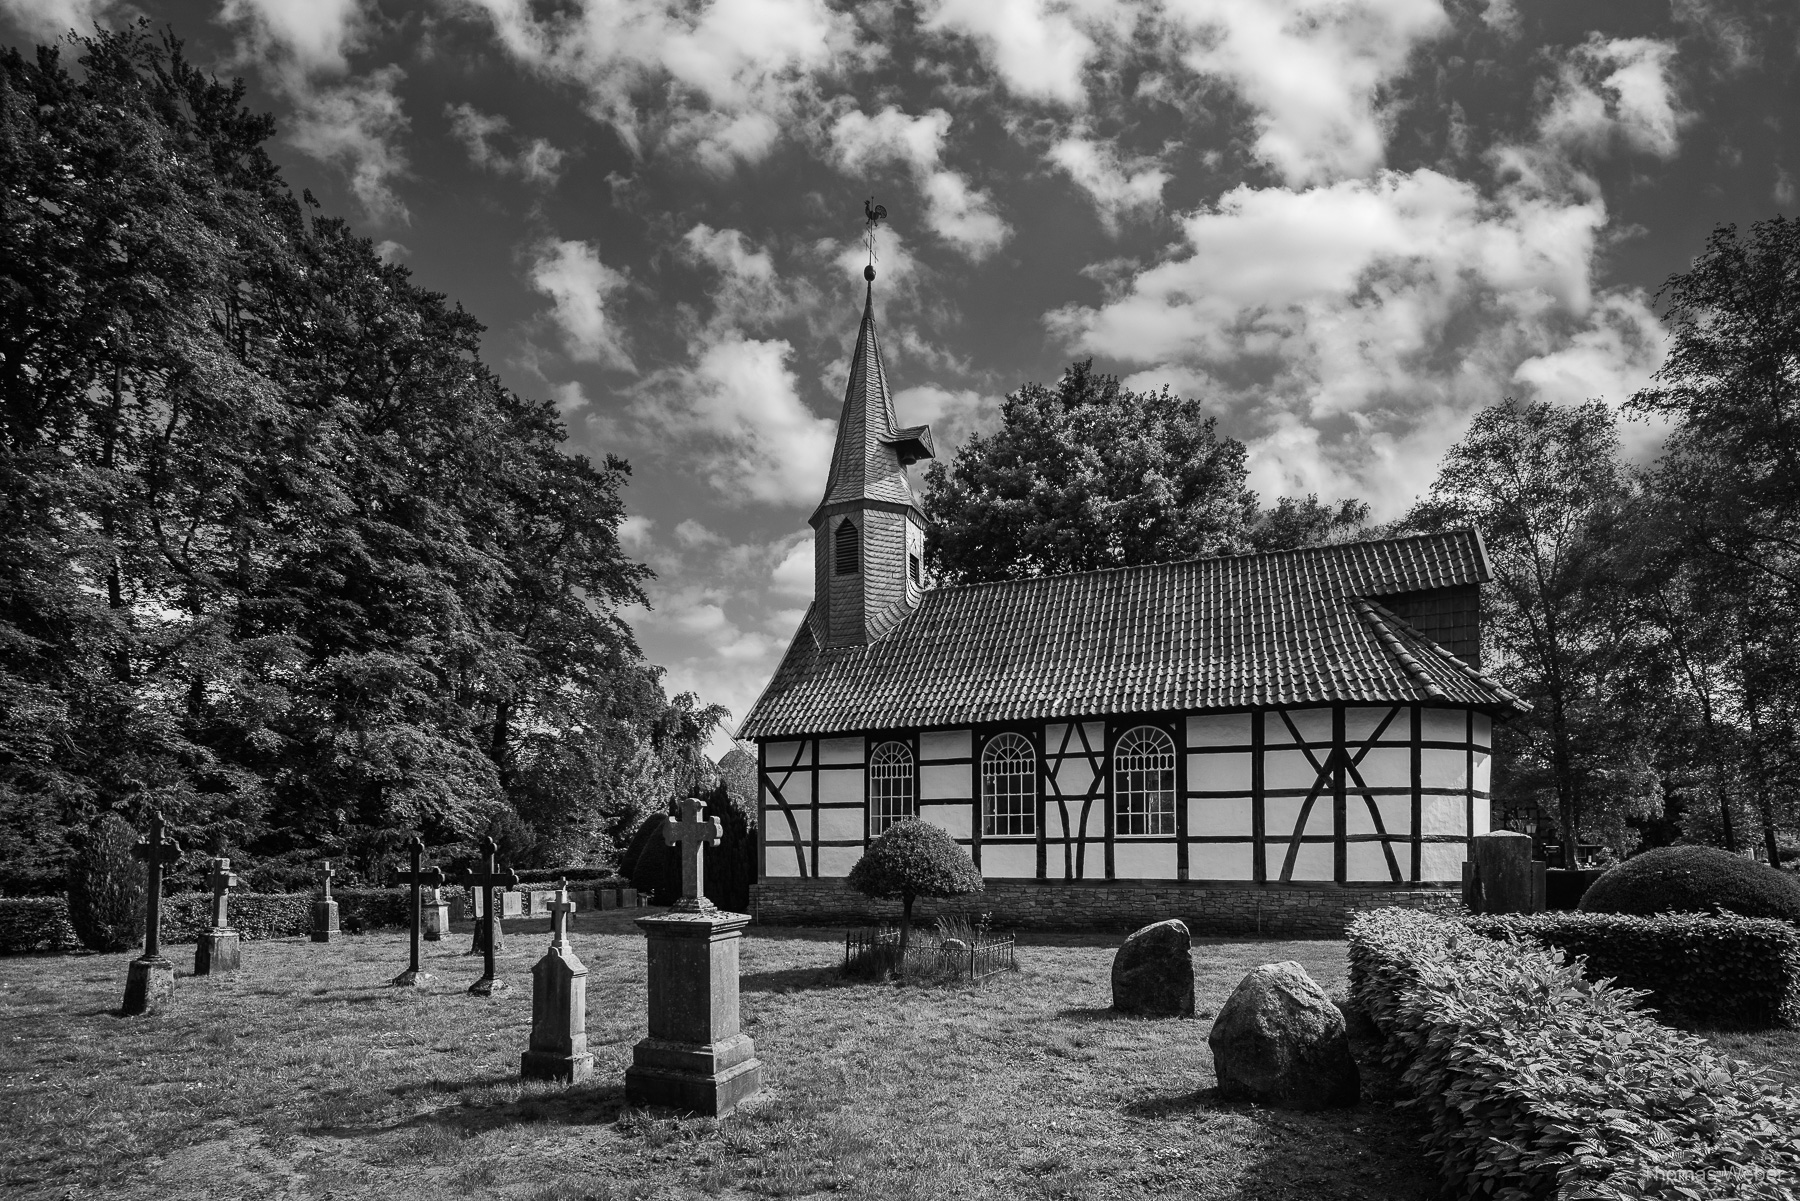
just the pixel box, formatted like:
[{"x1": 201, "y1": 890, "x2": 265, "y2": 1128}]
[
  {"x1": 1351, "y1": 599, "x2": 1448, "y2": 700},
  {"x1": 932, "y1": 529, "x2": 1483, "y2": 595}
]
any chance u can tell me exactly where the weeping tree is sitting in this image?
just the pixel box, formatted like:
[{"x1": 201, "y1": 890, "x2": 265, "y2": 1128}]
[{"x1": 846, "y1": 819, "x2": 983, "y2": 958}]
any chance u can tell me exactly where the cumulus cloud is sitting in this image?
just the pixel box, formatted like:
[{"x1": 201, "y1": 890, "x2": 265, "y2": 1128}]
[
  {"x1": 1046, "y1": 135, "x2": 1169, "y2": 231},
  {"x1": 528, "y1": 239, "x2": 635, "y2": 370},
  {"x1": 680, "y1": 224, "x2": 809, "y2": 330},
  {"x1": 458, "y1": 0, "x2": 858, "y2": 170},
  {"x1": 2, "y1": 0, "x2": 114, "y2": 39},
  {"x1": 917, "y1": 0, "x2": 1096, "y2": 105},
  {"x1": 829, "y1": 107, "x2": 1009, "y2": 258},
  {"x1": 1164, "y1": 0, "x2": 1451, "y2": 185},
  {"x1": 218, "y1": 0, "x2": 413, "y2": 222},
  {"x1": 1539, "y1": 36, "x2": 1688, "y2": 162},
  {"x1": 446, "y1": 103, "x2": 566, "y2": 184},
  {"x1": 892, "y1": 384, "x2": 1001, "y2": 455}
]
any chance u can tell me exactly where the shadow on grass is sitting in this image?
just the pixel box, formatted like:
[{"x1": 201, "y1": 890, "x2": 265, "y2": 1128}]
[
  {"x1": 318, "y1": 1080, "x2": 630, "y2": 1138},
  {"x1": 741, "y1": 964, "x2": 852, "y2": 993}
]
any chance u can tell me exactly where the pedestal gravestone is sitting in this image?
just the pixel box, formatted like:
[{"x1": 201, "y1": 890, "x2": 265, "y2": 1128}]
[
  {"x1": 522, "y1": 881, "x2": 594, "y2": 1083},
  {"x1": 423, "y1": 887, "x2": 451, "y2": 942},
  {"x1": 465, "y1": 883, "x2": 507, "y2": 956},
  {"x1": 463, "y1": 836, "x2": 519, "y2": 996},
  {"x1": 625, "y1": 798, "x2": 763, "y2": 1116},
  {"x1": 122, "y1": 811, "x2": 182, "y2": 1016},
  {"x1": 193, "y1": 856, "x2": 242, "y2": 976},
  {"x1": 311, "y1": 862, "x2": 341, "y2": 943},
  {"x1": 392, "y1": 836, "x2": 445, "y2": 987}
]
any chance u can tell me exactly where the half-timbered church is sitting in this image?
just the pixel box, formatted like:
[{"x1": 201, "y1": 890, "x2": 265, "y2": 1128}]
[{"x1": 738, "y1": 273, "x2": 1526, "y2": 933}]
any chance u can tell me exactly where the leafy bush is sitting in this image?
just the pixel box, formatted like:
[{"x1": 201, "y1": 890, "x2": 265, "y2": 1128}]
[
  {"x1": 65, "y1": 814, "x2": 146, "y2": 952},
  {"x1": 1348, "y1": 908, "x2": 1800, "y2": 1201},
  {"x1": 847, "y1": 820, "x2": 983, "y2": 957},
  {"x1": 514, "y1": 869, "x2": 628, "y2": 886},
  {"x1": 626, "y1": 785, "x2": 755, "y2": 909},
  {"x1": 1580, "y1": 845, "x2": 1800, "y2": 923},
  {"x1": 1468, "y1": 910, "x2": 1800, "y2": 1028},
  {"x1": 0, "y1": 898, "x2": 81, "y2": 955},
  {"x1": 164, "y1": 893, "x2": 313, "y2": 942}
]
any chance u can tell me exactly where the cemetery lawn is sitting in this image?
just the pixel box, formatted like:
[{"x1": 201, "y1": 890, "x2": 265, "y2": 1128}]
[{"x1": 0, "y1": 914, "x2": 1446, "y2": 1201}]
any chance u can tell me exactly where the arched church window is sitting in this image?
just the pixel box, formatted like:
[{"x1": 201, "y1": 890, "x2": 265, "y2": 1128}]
[
  {"x1": 981, "y1": 732, "x2": 1035, "y2": 836},
  {"x1": 835, "y1": 518, "x2": 860, "y2": 575},
  {"x1": 868, "y1": 741, "x2": 915, "y2": 835},
  {"x1": 1113, "y1": 726, "x2": 1176, "y2": 836}
]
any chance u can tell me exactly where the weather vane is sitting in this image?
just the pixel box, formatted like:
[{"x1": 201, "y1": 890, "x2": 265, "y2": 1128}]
[{"x1": 863, "y1": 196, "x2": 888, "y2": 277}]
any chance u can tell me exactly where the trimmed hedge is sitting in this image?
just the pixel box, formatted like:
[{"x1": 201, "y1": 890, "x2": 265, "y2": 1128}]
[
  {"x1": 1348, "y1": 908, "x2": 1800, "y2": 1201},
  {"x1": 1580, "y1": 845, "x2": 1800, "y2": 924},
  {"x1": 163, "y1": 888, "x2": 414, "y2": 942},
  {"x1": 1468, "y1": 911, "x2": 1800, "y2": 1029},
  {"x1": 0, "y1": 897, "x2": 82, "y2": 955}
]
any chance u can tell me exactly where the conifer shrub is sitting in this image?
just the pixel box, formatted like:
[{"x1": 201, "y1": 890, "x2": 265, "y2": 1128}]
[
  {"x1": 846, "y1": 820, "x2": 983, "y2": 959},
  {"x1": 1579, "y1": 844, "x2": 1800, "y2": 923},
  {"x1": 1348, "y1": 908, "x2": 1800, "y2": 1200},
  {"x1": 65, "y1": 814, "x2": 146, "y2": 952},
  {"x1": 1467, "y1": 910, "x2": 1800, "y2": 1028}
]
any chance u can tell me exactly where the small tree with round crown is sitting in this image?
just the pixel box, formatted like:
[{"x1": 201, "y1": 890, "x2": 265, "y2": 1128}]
[{"x1": 847, "y1": 819, "x2": 984, "y2": 959}]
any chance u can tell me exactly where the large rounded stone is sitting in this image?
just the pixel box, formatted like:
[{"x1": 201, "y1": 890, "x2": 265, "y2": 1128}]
[
  {"x1": 1111, "y1": 919, "x2": 1195, "y2": 1016},
  {"x1": 1207, "y1": 961, "x2": 1359, "y2": 1110}
]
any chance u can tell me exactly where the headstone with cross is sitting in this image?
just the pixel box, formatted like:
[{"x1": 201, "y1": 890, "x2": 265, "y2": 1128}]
[
  {"x1": 193, "y1": 856, "x2": 242, "y2": 976},
  {"x1": 664, "y1": 797, "x2": 723, "y2": 914},
  {"x1": 422, "y1": 884, "x2": 451, "y2": 942},
  {"x1": 521, "y1": 879, "x2": 594, "y2": 1083},
  {"x1": 462, "y1": 836, "x2": 519, "y2": 996},
  {"x1": 121, "y1": 811, "x2": 183, "y2": 1016},
  {"x1": 392, "y1": 836, "x2": 445, "y2": 987},
  {"x1": 310, "y1": 861, "x2": 341, "y2": 943},
  {"x1": 625, "y1": 798, "x2": 762, "y2": 1115}
]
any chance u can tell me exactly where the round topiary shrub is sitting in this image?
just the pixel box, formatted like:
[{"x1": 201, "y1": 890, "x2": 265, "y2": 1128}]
[
  {"x1": 847, "y1": 819, "x2": 984, "y2": 957},
  {"x1": 66, "y1": 813, "x2": 146, "y2": 952},
  {"x1": 1579, "y1": 845, "x2": 1800, "y2": 924}
]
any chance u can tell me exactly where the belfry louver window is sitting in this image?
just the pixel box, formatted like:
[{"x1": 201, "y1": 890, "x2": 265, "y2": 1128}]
[{"x1": 835, "y1": 518, "x2": 860, "y2": 575}]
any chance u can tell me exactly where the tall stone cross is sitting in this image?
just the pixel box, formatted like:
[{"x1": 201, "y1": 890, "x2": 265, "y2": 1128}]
[
  {"x1": 122, "y1": 811, "x2": 182, "y2": 1015},
  {"x1": 462, "y1": 835, "x2": 519, "y2": 996},
  {"x1": 663, "y1": 798, "x2": 722, "y2": 914},
  {"x1": 319, "y1": 860, "x2": 335, "y2": 899},
  {"x1": 207, "y1": 857, "x2": 239, "y2": 931},
  {"x1": 547, "y1": 879, "x2": 576, "y2": 950},
  {"x1": 310, "y1": 860, "x2": 340, "y2": 943},
  {"x1": 392, "y1": 835, "x2": 444, "y2": 988}
]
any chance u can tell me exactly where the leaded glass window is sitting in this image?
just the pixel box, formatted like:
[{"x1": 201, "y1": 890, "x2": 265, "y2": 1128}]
[
  {"x1": 1113, "y1": 726, "x2": 1176, "y2": 836},
  {"x1": 981, "y1": 732, "x2": 1036, "y2": 836},
  {"x1": 869, "y1": 741, "x2": 915, "y2": 835}
]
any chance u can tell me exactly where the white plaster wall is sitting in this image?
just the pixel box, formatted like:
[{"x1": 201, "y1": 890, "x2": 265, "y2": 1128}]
[
  {"x1": 1345, "y1": 796, "x2": 1411, "y2": 836},
  {"x1": 817, "y1": 807, "x2": 864, "y2": 841},
  {"x1": 1473, "y1": 713, "x2": 1493, "y2": 748},
  {"x1": 1346, "y1": 841, "x2": 1397, "y2": 881},
  {"x1": 1472, "y1": 796, "x2": 1491, "y2": 834},
  {"x1": 1288, "y1": 842, "x2": 1334, "y2": 880},
  {"x1": 1420, "y1": 841, "x2": 1465, "y2": 881},
  {"x1": 769, "y1": 808, "x2": 813, "y2": 842},
  {"x1": 920, "y1": 729, "x2": 970, "y2": 759},
  {"x1": 1264, "y1": 750, "x2": 1320, "y2": 792},
  {"x1": 1473, "y1": 751, "x2": 1491, "y2": 795},
  {"x1": 1269, "y1": 708, "x2": 1332, "y2": 744},
  {"x1": 1421, "y1": 709, "x2": 1466, "y2": 741},
  {"x1": 1188, "y1": 797, "x2": 1253, "y2": 837},
  {"x1": 764, "y1": 850, "x2": 804, "y2": 877},
  {"x1": 1420, "y1": 796, "x2": 1467, "y2": 837},
  {"x1": 1421, "y1": 748, "x2": 1467, "y2": 791},
  {"x1": 1189, "y1": 843, "x2": 1254, "y2": 880},
  {"x1": 918, "y1": 803, "x2": 971, "y2": 839},
  {"x1": 920, "y1": 763, "x2": 971, "y2": 800},
  {"x1": 1344, "y1": 706, "x2": 1406, "y2": 743},
  {"x1": 817, "y1": 847, "x2": 862, "y2": 877},
  {"x1": 1189, "y1": 752, "x2": 1252, "y2": 791},
  {"x1": 1265, "y1": 795, "x2": 1330, "y2": 840},
  {"x1": 1187, "y1": 713, "x2": 1251, "y2": 746},
  {"x1": 981, "y1": 844, "x2": 1037, "y2": 878},
  {"x1": 765, "y1": 741, "x2": 811, "y2": 767},
  {"x1": 820, "y1": 737, "x2": 865, "y2": 764},
  {"x1": 1354, "y1": 747, "x2": 1410, "y2": 788},
  {"x1": 818, "y1": 768, "x2": 864, "y2": 805},
  {"x1": 1112, "y1": 842, "x2": 1178, "y2": 879}
]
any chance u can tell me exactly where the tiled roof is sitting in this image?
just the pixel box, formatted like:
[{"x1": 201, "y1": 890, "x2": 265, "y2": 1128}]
[
  {"x1": 812, "y1": 285, "x2": 919, "y2": 521},
  {"x1": 738, "y1": 530, "x2": 1524, "y2": 739}
]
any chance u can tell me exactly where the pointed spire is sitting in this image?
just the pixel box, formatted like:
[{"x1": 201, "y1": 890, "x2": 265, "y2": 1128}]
[{"x1": 812, "y1": 268, "x2": 929, "y2": 524}]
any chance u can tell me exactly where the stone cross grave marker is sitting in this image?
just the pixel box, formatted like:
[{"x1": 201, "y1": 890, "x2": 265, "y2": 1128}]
[
  {"x1": 392, "y1": 836, "x2": 445, "y2": 987},
  {"x1": 311, "y1": 861, "x2": 340, "y2": 943},
  {"x1": 625, "y1": 798, "x2": 762, "y2": 1116},
  {"x1": 194, "y1": 856, "x2": 242, "y2": 976},
  {"x1": 122, "y1": 811, "x2": 182, "y2": 1016},
  {"x1": 521, "y1": 880, "x2": 593, "y2": 1083},
  {"x1": 664, "y1": 797, "x2": 723, "y2": 914},
  {"x1": 462, "y1": 836, "x2": 519, "y2": 996}
]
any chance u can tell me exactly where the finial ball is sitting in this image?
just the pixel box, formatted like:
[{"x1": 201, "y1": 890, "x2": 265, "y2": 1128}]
[{"x1": 864, "y1": 264, "x2": 876, "y2": 282}]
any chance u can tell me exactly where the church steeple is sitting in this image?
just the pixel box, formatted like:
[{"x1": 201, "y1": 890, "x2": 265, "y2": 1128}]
[{"x1": 811, "y1": 266, "x2": 934, "y2": 649}]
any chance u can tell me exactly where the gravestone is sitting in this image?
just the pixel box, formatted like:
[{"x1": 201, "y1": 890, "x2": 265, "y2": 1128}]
[
  {"x1": 392, "y1": 836, "x2": 445, "y2": 987},
  {"x1": 122, "y1": 811, "x2": 182, "y2": 1016},
  {"x1": 598, "y1": 889, "x2": 618, "y2": 911},
  {"x1": 1467, "y1": 830, "x2": 1540, "y2": 914},
  {"x1": 502, "y1": 889, "x2": 524, "y2": 919},
  {"x1": 310, "y1": 862, "x2": 340, "y2": 943},
  {"x1": 463, "y1": 837, "x2": 519, "y2": 996},
  {"x1": 521, "y1": 881, "x2": 594, "y2": 1083},
  {"x1": 193, "y1": 856, "x2": 241, "y2": 976},
  {"x1": 423, "y1": 887, "x2": 451, "y2": 941},
  {"x1": 625, "y1": 798, "x2": 763, "y2": 1116},
  {"x1": 622, "y1": 887, "x2": 640, "y2": 908}
]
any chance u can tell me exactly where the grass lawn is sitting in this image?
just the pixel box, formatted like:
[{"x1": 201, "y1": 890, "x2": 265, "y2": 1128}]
[{"x1": 4, "y1": 912, "x2": 1440, "y2": 1201}]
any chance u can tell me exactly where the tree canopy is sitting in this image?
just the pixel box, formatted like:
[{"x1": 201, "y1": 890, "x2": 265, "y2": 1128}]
[{"x1": 0, "y1": 29, "x2": 721, "y2": 890}]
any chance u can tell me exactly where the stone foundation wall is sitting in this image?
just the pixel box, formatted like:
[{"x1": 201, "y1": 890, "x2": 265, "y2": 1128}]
[{"x1": 749, "y1": 878, "x2": 1462, "y2": 938}]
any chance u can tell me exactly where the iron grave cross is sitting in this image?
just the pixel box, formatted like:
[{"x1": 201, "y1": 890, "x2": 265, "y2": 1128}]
[
  {"x1": 206, "y1": 856, "x2": 239, "y2": 931},
  {"x1": 663, "y1": 798, "x2": 722, "y2": 913},
  {"x1": 392, "y1": 835, "x2": 444, "y2": 987},
  {"x1": 131, "y1": 810, "x2": 183, "y2": 961},
  {"x1": 463, "y1": 835, "x2": 519, "y2": 996}
]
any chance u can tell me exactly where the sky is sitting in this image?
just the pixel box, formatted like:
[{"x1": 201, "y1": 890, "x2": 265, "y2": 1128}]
[{"x1": 4, "y1": 0, "x2": 1797, "y2": 749}]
